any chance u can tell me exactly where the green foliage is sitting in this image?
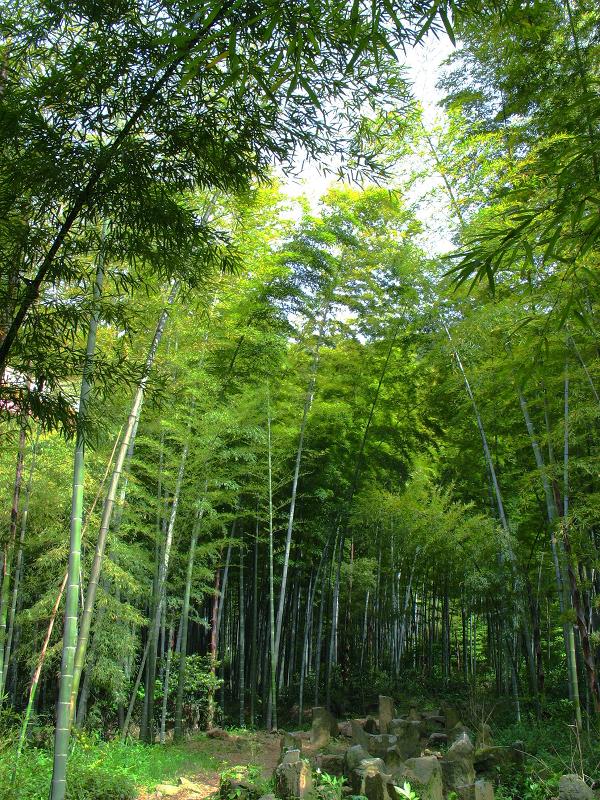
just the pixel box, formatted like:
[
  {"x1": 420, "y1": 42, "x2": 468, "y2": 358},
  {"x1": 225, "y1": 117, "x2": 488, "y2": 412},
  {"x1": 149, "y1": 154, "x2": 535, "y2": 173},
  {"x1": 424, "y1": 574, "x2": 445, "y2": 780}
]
[
  {"x1": 314, "y1": 769, "x2": 346, "y2": 800},
  {"x1": 0, "y1": 0, "x2": 450, "y2": 431},
  {"x1": 393, "y1": 783, "x2": 420, "y2": 800},
  {"x1": 0, "y1": 734, "x2": 214, "y2": 800},
  {"x1": 156, "y1": 653, "x2": 222, "y2": 731},
  {"x1": 219, "y1": 764, "x2": 271, "y2": 800},
  {"x1": 439, "y1": 0, "x2": 600, "y2": 311},
  {"x1": 3, "y1": 0, "x2": 600, "y2": 783},
  {"x1": 62, "y1": 767, "x2": 136, "y2": 800}
]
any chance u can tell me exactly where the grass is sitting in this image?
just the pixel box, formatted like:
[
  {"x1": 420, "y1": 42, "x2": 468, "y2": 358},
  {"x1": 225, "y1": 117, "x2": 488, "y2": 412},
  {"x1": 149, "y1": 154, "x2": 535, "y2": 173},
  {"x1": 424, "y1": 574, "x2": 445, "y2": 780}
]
[
  {"x1": 0, "y1": 730, "x2": 220, "y2": 800},
  {"x1": 470, "y1": 701, "x2": 600, "y2": 800},
  {"x1": 1, "y1": 701, "x2": 597, "y2": 800}
]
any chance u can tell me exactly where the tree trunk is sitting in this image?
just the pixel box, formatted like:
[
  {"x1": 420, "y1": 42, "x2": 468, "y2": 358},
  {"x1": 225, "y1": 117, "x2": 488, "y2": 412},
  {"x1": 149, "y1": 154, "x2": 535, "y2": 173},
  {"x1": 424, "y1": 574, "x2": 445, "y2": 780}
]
[
  {"x1": 159, "y1": 621, "x2": 175, "y2": 744},
  {"x1": 239, "y1": 532, "x2": 246, "y2": 726},
  {"x1": 298, "y1": 571, "x2": 314, "y2": 723},
  {"x1": 174, "y1": 498, "x2": 206, "y2": 741},
  {"x1": 326, "y1": 529, "x2": 343, "y2": 708},
  {"x1": 70, "y1": 286, "x2": 177, "y2": 722},
  {"x1": 563, "y1": 368, "x2": 600, "y2": 712},
  {"x1": 145, "y1": 433, "x2": 190, "y2": 743},
  {"x1": 274, "y1": 312, "x2": 327, "y2": 667},
  {"x1": 50, "y1": 256, "x2": 104, "y2": 800},
  {"x1": 207, "y1": 561, "x2": 221, "y2": 730},
  {"x1": 266, "y1": 388, "x2": 277, "y2": 731},
  {"x1": 0, "y1": 427, "x2": 28, "y2": 697},
  {"x1": 122, "y1": 638, "x2": 150, "y2": 740},
  {"x1": 249, "y1": 519, "x2": 259, "y2": 727},
  {"x1": 519, "y1": 389, "x2": 580, "y2": 721},
  {"x1": 11, "y1": 571, "x2": 67, "y2": 786}
]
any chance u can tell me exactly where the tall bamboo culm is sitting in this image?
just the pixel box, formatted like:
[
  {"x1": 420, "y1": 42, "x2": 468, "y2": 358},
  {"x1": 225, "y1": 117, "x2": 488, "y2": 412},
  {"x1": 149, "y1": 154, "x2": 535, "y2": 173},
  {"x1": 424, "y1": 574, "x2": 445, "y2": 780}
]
[{"x1": 50, "y1": 250, "x2": 105, "y2": 800}]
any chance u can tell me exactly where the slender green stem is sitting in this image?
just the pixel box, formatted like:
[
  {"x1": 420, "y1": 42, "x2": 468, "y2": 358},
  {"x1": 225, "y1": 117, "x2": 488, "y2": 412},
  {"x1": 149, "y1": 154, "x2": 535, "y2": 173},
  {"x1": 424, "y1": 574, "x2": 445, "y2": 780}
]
[
  {"x1": 174, "y1": 491, "x2": 206, "y2": 741},
  {"x1": 266, "y1": 386, "x2": 277, "y2": 730},
  {"x1": 0, "y1": 427, "x2": 26, "y2": 701},
  {"x1": 70, "y1": 284, "x2": 177, "y2": 723},
  {"x1": 50, "y1": 256, "x2": 104, "y2": 800}
]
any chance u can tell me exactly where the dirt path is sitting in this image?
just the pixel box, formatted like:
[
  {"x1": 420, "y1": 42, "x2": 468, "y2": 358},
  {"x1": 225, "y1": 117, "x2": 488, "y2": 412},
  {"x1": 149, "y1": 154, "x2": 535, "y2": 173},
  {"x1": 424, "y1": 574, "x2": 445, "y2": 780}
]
[{"x1": 139, "y1": 730, "x2": 282, "y2": 800}]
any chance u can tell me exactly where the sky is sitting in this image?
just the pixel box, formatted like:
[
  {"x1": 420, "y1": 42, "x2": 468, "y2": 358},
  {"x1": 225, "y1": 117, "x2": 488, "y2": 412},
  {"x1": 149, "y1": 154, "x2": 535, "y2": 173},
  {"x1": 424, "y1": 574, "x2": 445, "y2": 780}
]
[
  {"x1": 280, "y1": 33, "x2": 457, "y2": 255},
  {"x1": 406, "y1": 33, "x2": 455, "y2": 124}
]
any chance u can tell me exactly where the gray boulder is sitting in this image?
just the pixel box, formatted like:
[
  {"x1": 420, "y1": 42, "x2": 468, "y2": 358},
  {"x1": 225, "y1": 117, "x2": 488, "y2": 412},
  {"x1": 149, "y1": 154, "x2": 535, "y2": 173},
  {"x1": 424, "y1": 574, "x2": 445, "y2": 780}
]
[
  {"x1": 365, "y1": 716, "x2": 379, "y2": 734},
  {"x1": 351, "y1": 758, "x2": 394, "y2": 800},
  {"x1": 281, "y1": 732, "x2": 303, "y2": 754},
  {"x1": 453, "y1": 781, "x2": 495, "y2": 800},
  {"x1": 367, "y1": 734, "x2": 398, "y2": 760},
  {"x1": 422, "y1": 712, "x2": 446, "y2": 733},
  {"x1": 388, "y1": 718, "x2": 407, "y2": 735},
  {"x1": 475, "y1": 724, "x2": 493, "y2": 750},
  {"x1": 346, "y1": 744, "x2": 372, "y2": 772},
  {"x1": 396, "y1": 756, "x2": 443, "y2": 800},
  {"x1": 448, "y1": 722, "x2": 474, "y2": 744},
  {"x1": 427, "y1": 732, "x2": 448, "y2": 749},
  {"x1": 388, "y1": 719, "x2": 421, "y2": 760},
  {"x1": 559, "y1": 774, "x2": 594, "y2": 800},
  {"x1": 318, "y1": 753, "x2": 346, "y2": 778},
  {"x1": 311, "y1": 707, "x2": 338, "y2": 747},
  {"x1": 379, "y1": 696, "x2": 396, "y2": 734},
  {"x1": 441, "y1": 735, "x2": 476, "y2": 794},
  {"x1": 274, "y1": 751, "x2": 313, "y2": 800},
  {"x1": 384, "y1": 747, "x2": 404, "y2": 772},
  {"x1": 351, "y1": 720, "x2": 372, "y2": 748},
  {"x1": 474, "y1": 743, "x2": 524, "y2": 778},
  {"x1": 441, "y1": 703, "x2": 460, "y2": 730},
  {"x1": 475, "y1": 780, "x2": 495, "y2": 800}
]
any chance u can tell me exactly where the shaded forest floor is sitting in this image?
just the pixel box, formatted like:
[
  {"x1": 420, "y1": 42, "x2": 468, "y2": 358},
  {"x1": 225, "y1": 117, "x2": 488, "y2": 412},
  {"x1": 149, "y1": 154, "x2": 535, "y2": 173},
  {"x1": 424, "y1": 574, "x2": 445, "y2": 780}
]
[
  {"x1": 137, "y1": 730, "x2": 281, "y2": 800},
  {"x1": 0, "y1": 728, "x2": 281, "y2": 800},
  {"x1": 2, "y1": 705, "x2": 598, "y2": 800}
]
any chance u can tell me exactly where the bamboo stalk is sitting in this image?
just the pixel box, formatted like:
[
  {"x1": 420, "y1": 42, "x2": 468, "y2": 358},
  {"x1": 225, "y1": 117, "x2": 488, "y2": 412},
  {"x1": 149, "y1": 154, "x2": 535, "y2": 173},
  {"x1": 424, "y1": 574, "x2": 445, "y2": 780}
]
[
  {"x1": 50, "y1": 253, "x2": 104, "y2": 800},
  {"x1": 70, "y1": 286, "x2": 177, "y2": 725},
  {"x1": 0, "y1": 427, "x2": 27, "y2": 700},
  {"x1": 174, "y1": 494, "x2": 206, "y2": 741}
]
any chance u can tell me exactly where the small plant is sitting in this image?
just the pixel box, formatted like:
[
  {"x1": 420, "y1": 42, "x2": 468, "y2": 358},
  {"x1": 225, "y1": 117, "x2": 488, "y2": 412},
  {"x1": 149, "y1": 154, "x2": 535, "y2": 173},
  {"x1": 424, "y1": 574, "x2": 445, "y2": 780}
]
[
  {"x1": 66, "y1": 766, "x2": 137, "y2": 800},
  {"x1": 393, "y1": 782, "x2": 420, "y2": 800},
  {"x1": 314, "y1": 769, "x2": 346, "y2": 800},
  {"x1": 219, "y1": 763, "x2": 269, "y2": 800},
  {"x1": 220, "y1": 764, "x2": 263, "y2": 783},
  {"x1": 226, "y1": 726, "x2": 251, "y2": 736}
]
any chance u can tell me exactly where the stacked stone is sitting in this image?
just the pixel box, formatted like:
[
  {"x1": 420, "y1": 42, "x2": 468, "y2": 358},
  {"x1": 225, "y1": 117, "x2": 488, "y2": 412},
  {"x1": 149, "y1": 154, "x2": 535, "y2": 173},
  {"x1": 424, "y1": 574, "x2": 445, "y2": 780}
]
[{"x1": 263, "y1": 702, "x2": 542, "y2": 800}]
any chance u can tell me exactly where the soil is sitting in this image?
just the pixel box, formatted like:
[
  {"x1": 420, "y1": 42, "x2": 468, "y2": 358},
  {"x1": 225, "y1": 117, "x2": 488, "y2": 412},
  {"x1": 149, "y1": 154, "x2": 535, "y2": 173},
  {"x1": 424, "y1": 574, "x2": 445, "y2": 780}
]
[{"x1": 138, "y1": 730, "x2": 283, "y2": 800}]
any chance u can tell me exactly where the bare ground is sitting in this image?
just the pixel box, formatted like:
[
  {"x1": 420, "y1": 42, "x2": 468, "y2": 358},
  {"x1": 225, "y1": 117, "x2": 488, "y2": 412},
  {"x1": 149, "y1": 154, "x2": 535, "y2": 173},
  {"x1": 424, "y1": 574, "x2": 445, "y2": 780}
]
[{"x1": 138, "y1": 730, "x2": 283, "y2": 800}]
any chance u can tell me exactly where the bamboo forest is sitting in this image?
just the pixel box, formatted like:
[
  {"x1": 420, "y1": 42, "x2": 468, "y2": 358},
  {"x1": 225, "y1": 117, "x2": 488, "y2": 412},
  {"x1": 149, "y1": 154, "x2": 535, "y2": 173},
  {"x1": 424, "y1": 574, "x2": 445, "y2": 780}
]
[{"x1": 2, "y1": 1, "x2": 600, "y2": 799}]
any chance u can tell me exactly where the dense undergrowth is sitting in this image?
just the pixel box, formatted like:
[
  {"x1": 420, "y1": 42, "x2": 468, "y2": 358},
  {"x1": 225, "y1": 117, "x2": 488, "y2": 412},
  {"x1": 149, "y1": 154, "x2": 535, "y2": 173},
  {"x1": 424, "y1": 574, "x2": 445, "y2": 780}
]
[
  {"x1": 0, "y1": 728, "x2": 218, "y2": 800},
  {"x1": 1, "y1": 667, "x2": 596, "y2": 800},
  {"x1": 2, "y1": 697, "x2": 598, "y2": 800}
]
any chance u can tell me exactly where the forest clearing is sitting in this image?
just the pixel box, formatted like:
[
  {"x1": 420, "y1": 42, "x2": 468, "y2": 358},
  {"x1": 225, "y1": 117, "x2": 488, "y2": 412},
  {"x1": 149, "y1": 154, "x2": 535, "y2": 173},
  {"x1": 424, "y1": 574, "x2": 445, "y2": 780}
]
[{"x1": 2, "y1": 0, "x2": 600, "y2": 798}]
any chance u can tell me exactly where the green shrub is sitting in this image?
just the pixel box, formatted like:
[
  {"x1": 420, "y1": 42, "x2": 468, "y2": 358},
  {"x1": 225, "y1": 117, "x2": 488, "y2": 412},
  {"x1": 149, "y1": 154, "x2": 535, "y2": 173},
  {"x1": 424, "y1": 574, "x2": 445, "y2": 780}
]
[
  {"x1": 219, "y1": 763, "x2": 271, "y2": 800},
  {"x1": 66, "y1": 767, "x2": 137, "y2": 800},
  {"x1": 393, "y1": 783, "x2": 420, "y2": 800},
  {"x1": 314, "y1": 769, "x2": 346, "y2": 800},
  {"x1": 0, "y1": 733, "x2": 213, "y2": 800}
]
